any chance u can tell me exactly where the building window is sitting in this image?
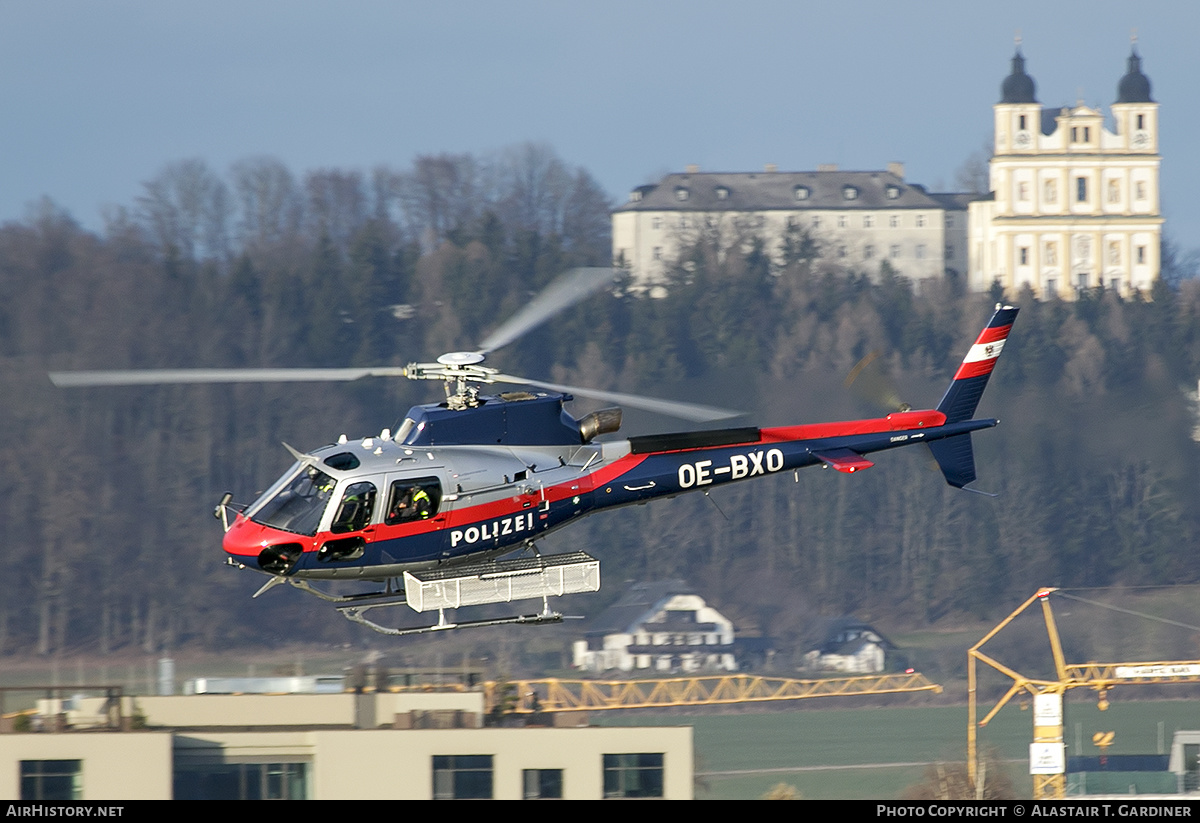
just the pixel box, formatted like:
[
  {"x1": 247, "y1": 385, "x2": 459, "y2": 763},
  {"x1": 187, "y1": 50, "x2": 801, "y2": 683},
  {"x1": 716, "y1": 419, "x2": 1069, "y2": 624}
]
[
  {"x1": 21, "y1": 761, "x2": 81, "y2": 801},
  {"x1": 810, "y1": 215, "x2": 821, "y2": 229},
  {"x1": 1137, "y1": 114, "x2": 1145, "y2": 130},
  {"x1": 433, "y1": 755, "x2": 493, "y2": 800},
  {"x1": 886, "y1": 185, "x2": 901, "y2": 200},
  {"x1": 915, "y1": 214, "x2": 926, "y2": 228},
  {"x1": 523, "y1": 769, "x2": 564, "y2": 799},
  {"x1": 945, "y1": 244, "x2": 954, "y2": 258},
  {"x1": 1018, "y1": 182, "x2": 1029, "y2": 201},
  {"x1": 715, "y1": 186, "x2": 729, "y2": 200},
  {"x1": 678, "y1": 217, "x2": 690, "y2": 229},
  {"x1": 1019, "y1": 247, "x2": 1029, "y2": 266},
  {"x1": 794, "y1": 186, "x2": 810, "y2": 201},
  {"x1": 1108, "y1": 180, "x2": 1121, "y2": 204},
  {"x1": 842, "y1": 186, "x2": 858, "y2": 200},
  {"x1": 603, "y1": 754, "x2": 664, "y2": 799},
  {"x1": 1071, "y1": 127, "x2": 1078, "y2": 142},
  {"x1": 175, "y1": 762, "x2": 308, "y2": 800},
  {"x1": 1076, "y1": 177, "x2": 1088, "y2": 203},
  {"x1": 889, "y1": 244, "x2": 901, "y2": 259},
  {"x1": 945, "y1": 214, "x2": 954, "y2": 228},
  {"x1": 864, "y1": 244, "x2": 875, "y2": 260},
  {"x1": 652, "y1": 247, "x2": 662, "y2": 261},
  {"x1": 863, "y1": 215, "x2": 874, "y2": 228},
  {"x1": 837, "y1": 215, "x2": 847, "y2": 229},
  {"x1": 915, "y1": 244, "x2": 926, "y2": 260},
  {"x1": 1137, "y1": 245, "x2": 1147, "y2": 264},
  {"x1": 1108, "y1": 242, "x2": 1120, "y2": 266},
  {"x1": 837, "y1": 246, "x2": 847, "y2": 258},
  {"x1": 1044, "y1": 179, "x2": 1057, "y2": 204},
  {"x1": 889, "y1": 215, "x2": 899, "y2": 228},
  {"x1": 1136, "y1": 181, "x2": 1147, "y2": 201},
  {"x1": 1045, "y1": 242, "x2": 1057, "y2": 266},
  {"x1": 651, "y1": 217, "x2": 662, "y2": 230},
  {"x1": 1019, "y1": 114, "x2": 1027, "y2": 130},
  {"x1": 674, "y1": 187, "x2": 689, "y2": 201}
]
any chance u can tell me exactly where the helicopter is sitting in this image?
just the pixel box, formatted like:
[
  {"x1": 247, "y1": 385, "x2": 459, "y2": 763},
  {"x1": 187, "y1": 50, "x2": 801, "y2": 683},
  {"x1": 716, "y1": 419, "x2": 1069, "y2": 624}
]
[{"x1": 50, "y1": 267, "x2": 1017, "y2": 636}]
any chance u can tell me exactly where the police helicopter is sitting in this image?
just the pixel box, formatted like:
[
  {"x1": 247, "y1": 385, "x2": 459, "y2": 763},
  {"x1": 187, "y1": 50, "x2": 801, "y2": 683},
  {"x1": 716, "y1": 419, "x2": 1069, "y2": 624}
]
[{"x1": 50, "y1": 267, "x2": 1017, "y2": 636}]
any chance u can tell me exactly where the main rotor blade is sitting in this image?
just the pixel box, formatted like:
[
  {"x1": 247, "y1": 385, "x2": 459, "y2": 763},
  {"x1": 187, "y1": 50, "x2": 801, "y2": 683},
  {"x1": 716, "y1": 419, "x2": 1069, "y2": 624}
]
[
  {"x1": 49, "y1": 367, "x2": 409, "y2": 388},
  {"x1": 491, "y1": 373, "x2": 741, "y2": 422},
  {"x1": 476, "y1": 267, "x2": 616, "y2": 354}
]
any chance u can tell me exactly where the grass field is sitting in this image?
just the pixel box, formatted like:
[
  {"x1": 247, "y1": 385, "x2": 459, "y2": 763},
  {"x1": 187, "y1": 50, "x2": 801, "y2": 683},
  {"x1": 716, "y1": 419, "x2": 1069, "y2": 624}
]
[{"x1": 595, "y1": 698, "x2": 1200, "y2": 799}]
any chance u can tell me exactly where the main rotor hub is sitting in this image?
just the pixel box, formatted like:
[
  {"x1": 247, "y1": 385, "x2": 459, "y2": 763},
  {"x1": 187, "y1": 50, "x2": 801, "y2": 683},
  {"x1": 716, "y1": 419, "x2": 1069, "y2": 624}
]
[{"x1": 437, "y1": 351, "x2": 486, "y2": 367}]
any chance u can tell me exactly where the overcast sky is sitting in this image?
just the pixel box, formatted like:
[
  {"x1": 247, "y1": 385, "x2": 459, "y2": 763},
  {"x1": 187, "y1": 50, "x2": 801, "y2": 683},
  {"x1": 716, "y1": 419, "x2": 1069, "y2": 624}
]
[{"x1": 3, "y1": 1, "x2": 1198, "y2": 243}]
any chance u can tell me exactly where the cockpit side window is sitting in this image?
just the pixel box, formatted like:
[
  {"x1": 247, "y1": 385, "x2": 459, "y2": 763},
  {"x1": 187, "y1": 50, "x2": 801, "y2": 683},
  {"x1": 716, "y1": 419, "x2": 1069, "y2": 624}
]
[
  {"x1": 385, "y1": 477, "x2": 442, "y2": 525},
  {"x1": 330, "y1": 481, "x2": 377, "y2": 534}
]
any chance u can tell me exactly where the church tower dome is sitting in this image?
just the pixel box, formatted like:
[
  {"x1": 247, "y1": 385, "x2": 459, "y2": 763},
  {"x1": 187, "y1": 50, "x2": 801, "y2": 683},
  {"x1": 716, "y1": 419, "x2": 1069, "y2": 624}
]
[
  {"x1": 1116, "y1": 48, "x2": 1154, "y2": 103},
  {"x1": 1000, "y1": 50, "x2": 1038, "y2": 104}
]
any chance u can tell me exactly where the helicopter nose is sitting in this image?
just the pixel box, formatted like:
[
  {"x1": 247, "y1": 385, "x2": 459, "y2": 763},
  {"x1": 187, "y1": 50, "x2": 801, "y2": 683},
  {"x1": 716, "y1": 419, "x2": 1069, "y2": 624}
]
[{"x1": 223, "y1": 517, "x2": 306, "y2": 575}]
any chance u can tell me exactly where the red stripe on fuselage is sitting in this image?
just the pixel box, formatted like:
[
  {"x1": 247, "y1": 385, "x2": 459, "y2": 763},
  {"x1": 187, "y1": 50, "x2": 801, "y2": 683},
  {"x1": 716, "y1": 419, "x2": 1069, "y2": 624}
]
[{"x1": 760, "y1": 410, "x2": 946, "y2": 443}]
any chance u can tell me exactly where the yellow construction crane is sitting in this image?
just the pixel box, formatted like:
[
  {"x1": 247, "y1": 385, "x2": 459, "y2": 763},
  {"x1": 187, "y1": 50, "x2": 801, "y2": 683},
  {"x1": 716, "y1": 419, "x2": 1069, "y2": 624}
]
[
  {"x1": 485, "y1": 671, "x2": 941, "y2": 713},
  {"x1": 968, "y1": 587, "x2": 1200, "y2": 800}
]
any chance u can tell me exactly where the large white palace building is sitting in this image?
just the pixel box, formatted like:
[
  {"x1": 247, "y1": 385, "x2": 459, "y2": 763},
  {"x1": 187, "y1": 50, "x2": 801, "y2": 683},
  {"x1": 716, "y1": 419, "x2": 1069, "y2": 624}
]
[
  {"x1": 613, "y1": 47, "x2": 1162, "y2": 300},
  {"x1": 967, "y1": 47, "x2": 1161, "y2": 298}
]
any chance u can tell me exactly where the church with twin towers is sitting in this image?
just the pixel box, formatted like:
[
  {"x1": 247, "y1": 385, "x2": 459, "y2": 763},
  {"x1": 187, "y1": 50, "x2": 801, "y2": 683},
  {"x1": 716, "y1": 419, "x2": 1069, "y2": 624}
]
[{"x1": 613, "y1": 43, "x2": 1161, "y2": 300}]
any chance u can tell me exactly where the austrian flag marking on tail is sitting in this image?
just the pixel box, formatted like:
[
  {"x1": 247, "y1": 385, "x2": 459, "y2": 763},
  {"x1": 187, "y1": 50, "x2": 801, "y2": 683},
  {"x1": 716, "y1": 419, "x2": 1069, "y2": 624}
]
[{"x1": 954, "y1": 325, "x2": 1012, "y2": 380}]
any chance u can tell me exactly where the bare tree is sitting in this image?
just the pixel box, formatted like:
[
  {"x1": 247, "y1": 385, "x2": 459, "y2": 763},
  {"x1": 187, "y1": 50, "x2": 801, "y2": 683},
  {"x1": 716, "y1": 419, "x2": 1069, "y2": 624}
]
[
  {"x1": 231, "y1": 156, "x2": 302, "y2": 250},
  {"x1": 137, "y1": 159, "x2": 232, "y2": 259}
]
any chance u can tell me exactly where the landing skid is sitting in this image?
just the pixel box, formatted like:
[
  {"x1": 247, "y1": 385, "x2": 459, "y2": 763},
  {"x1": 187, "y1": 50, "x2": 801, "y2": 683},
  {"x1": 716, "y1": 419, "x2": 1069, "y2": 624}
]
[
  {"x1": 247, "y1": 550, "x2": 599, "y2": 636},
  {"x1": 338, "y1": 600, "x2": 564, "y2": 636}
]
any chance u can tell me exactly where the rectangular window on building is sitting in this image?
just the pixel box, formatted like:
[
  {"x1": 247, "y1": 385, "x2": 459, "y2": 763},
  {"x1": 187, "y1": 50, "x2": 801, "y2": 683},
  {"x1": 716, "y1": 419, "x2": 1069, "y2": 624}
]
[
  {"x1": 916, "y1": 214, "x2": 926, "y2": 228},
  {"x1": 890, "y1": 245, "x2": 901, "y2": 259},
  {"x1": 1018, "y1": 182, "x2": 1029, "y2": 201},
  {"x1": 945, "y1": 214, "x2": 954, "y2": 228},
  {"x1": 1019, "y1": 247, "x2": 1029, "y2": 266},
  {"x1": 1108, "y1": 180, "x2": 1121, "y2": 204},
  {"x1": 916, "y1": 244, "x2": 926, "y2": 260},
  {"x1": 433, "y1": 755, "x2": 493, "y2": 800},
  {"x1": 651, "y1": 217, "x2": 662, "y2": 230},
  {"x1": 652, "y1": 247, "x2": 662, "y2": 261},
  {"x1": 1136, "y1": 181, "x2": 1147, "y2": 201},
  {"x1": 889, "y1": 215, "x2": 899, "y2": 228},
  {"x1": 1044, "y1": 180, "x2": 1057, "y2": 203},
  {"x1": 837, "y1": 215, "x2": 847, "y2": 228},
  {"x1": 811, "y1": 215, "x2": 821, "y2": 228},
  {"x1": 174, "y1": 762, "x2": 309, "y2": 800},
  {"x1": 523, "y1": 769, "x2": 564, "y2": 799},
  {"x1": 603, "y1": 754, "x2": 664, "y2": 799},
  {"x1": 21, "y1": 760, "x2": 81, "y2": 801},
  {"x1": 945, "y1": 244, "x2": 954, "y2": 259},
  {"x1": 1137, "y1": 246, "x2": 1147, "y2": 264},
  {"x1": 1076, "y1": 177, "x2": 1088, "y2": 203},
  {"x1": 863, "y1": 215, "x2": 874, "y2": 228},
  {"x1": 864, "y1": 245, "x2": 875, "y2": 260}
]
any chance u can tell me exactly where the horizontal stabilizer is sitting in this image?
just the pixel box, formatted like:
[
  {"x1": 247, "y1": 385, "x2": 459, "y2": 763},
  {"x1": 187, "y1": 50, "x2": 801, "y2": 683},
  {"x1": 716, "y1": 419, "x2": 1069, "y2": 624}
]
[{"x1": 811, "y1": 448, "x2": 875, "y2": 474}]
